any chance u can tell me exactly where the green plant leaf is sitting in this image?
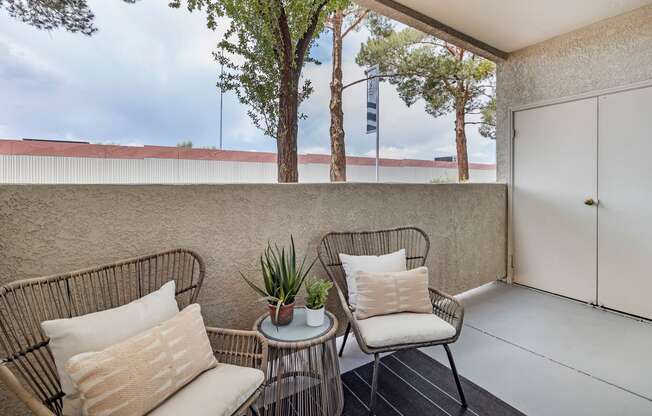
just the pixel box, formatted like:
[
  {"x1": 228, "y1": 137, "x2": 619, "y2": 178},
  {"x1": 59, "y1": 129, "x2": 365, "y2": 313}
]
[
  {"x1": 305, "y1": 278, "x2": 334, "y2": 309},
  {"x1": 240, "y1": 235, "x2": 316, "y2": 309},
  {"x1": 240, "y1": 271, "x2": 271, "y2": 299}
]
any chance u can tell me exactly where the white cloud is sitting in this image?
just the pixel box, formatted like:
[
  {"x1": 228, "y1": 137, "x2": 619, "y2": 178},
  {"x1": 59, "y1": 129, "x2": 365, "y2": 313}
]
[
  {"x1": 0, "y1": 1, "x2": 495, "y2": 164},
  {"x1": 434, "y1": 144, "x2": 457, "y2": 156}
]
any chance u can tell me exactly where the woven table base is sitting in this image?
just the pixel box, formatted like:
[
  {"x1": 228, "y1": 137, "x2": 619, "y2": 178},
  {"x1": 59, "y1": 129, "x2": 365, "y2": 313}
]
[{"x1": 255, "y1": 309, "x2": 344, "y2": 416}]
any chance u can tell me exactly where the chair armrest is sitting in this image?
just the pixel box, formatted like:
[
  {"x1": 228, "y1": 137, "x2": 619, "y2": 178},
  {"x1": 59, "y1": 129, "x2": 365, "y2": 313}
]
[
  {"x1": 205, "y1": 327, "x2": 268, "y2": 374},
  {"x1": 428, "y1": 288, "x2": 464, "y2": 336},
  {"x1": 332, "y1": 280, "x2": 358, "y2": 325},
  {"x1": 0, "y1": 361, "x2": 55, "y2": 416}
]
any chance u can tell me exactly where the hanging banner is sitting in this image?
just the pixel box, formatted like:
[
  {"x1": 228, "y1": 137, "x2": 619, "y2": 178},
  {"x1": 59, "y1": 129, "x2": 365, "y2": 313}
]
[{"x1": 366, "y1": 65, "x2": 379, "y2": 134}]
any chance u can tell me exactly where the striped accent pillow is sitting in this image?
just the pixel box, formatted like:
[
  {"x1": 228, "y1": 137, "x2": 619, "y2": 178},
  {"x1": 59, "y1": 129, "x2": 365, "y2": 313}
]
[
  {"x1": 65, "y1": 304, "x2": 217, "y2": 416},
  {"x1": 355, "y1": 267, "x2": 432, "y2": 320}
]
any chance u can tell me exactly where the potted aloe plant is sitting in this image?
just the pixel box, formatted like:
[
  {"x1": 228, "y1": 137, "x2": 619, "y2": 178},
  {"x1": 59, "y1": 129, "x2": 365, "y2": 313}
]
[
  {"x1": 304, "y1": 278, "x2": 333, "y2": 327},
  {"x1": 241, "y1": 236, "x2": 315, "y2": 326}
]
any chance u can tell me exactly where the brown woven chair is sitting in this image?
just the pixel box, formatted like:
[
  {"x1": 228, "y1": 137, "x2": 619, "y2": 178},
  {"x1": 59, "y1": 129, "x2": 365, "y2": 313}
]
[
  {"x1": 318, "y1": 227, "x2": 466, "y2": 415},
  {"x1": 0, "y1": 249, "x2": 267, "y2": 416}
]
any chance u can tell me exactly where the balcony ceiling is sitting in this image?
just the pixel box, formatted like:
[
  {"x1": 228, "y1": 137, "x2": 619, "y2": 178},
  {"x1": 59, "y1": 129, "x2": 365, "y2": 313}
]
[{"x1": 362, "y1": 0, "x2": 652, "y2": 54}]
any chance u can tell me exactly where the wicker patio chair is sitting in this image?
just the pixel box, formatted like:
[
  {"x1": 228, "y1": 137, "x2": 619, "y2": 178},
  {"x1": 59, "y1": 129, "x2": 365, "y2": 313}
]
[
  {"x1": 0, "y1": 249, "x2": 267, "y2": 416},
  {"x1": 318, "y1": 227, "x2": 466, "y2": 415}
]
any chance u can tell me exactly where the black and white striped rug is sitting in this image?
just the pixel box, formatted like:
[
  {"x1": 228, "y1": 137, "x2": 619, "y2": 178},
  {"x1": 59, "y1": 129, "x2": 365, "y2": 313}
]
[{"x1": 342, "y1": 349, "x2": 525, "y2": 416}]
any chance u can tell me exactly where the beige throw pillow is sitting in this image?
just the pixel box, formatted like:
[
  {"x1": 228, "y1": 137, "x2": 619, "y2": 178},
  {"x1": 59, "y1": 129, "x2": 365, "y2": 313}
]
[
  {"x1": 41, "y1": 281, "x2": 179, "y2": 416},
  {"x1": 355, "y1": 267, "x2": 432, "y2": 320},
  {"x1": 65, "y1": 304, "x2": 217, "y2": 416},
  {"x1": 339, "y1": 249, "x2": 407, "y2": 308}
]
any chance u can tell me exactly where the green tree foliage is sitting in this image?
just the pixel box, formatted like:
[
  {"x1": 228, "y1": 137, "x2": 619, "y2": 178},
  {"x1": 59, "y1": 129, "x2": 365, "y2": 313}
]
[
  {"x1": 176, "y1": 140, "x2": 193, "y2": 148},
  {"x1": 176, "y1": 140, "x2": 220, "y2": 149},
  {"x1": 478, "y1": 96, "x2": 496, "y2": 140},
  {"x1": 0, "y1": 0, "x2": 136, "y2": 35},
  {"x1": 356, "y1": 27, "x2": 496, "y2": 182},
  {"x1": 170, "y1": 0, "x2": 344, "y2": 182}
]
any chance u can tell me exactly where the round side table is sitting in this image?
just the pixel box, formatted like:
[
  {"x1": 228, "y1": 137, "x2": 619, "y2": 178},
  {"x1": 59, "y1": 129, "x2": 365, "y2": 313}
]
[{"x1": 253, "y1": 308, "x2": 343, "y2": 416}]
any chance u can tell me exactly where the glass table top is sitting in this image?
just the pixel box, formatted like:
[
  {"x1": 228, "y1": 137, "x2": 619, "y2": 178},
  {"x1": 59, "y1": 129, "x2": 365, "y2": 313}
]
[{"x1": 258, "y1": 307, "x2": 333, "y2": 342}]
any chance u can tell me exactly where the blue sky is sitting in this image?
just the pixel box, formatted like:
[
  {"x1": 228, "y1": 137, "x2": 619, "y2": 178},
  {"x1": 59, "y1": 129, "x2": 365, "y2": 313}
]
[{"x1": 0, "y1": 1, "x2": 495, "y2": 163}]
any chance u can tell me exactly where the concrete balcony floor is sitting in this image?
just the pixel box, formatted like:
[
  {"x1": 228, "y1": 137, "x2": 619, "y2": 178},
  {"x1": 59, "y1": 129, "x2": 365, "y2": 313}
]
[{"x1": 338, "y1": 281, "x2": 652, "y2": 416}]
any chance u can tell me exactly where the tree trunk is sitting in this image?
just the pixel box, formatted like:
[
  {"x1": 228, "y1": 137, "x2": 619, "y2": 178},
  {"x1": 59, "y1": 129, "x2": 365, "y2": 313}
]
[
  {"x1": 276, "y1": 58, "x2": 299, "y2": 183},
  {"x1": 454, "y1": 104, "x2": 470, "y2": 182},
  {"x1": 329, "y1": 10, "x2": 346, "y2": 182},
  {"x1": 273, "y1": 1, "x2": 327, "y2": 183},
  {"x1": 277, "y1": 68, "x2": 299, "y2": 183}
]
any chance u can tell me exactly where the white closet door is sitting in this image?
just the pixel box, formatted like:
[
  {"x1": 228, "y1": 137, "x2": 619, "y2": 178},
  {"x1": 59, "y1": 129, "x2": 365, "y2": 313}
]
[
  {"x1": 513, "y1": 98, "x2": 598, "y2": 302},
  {"x1": 598, "y1": 86, "x2": 652, "y2": 319}
]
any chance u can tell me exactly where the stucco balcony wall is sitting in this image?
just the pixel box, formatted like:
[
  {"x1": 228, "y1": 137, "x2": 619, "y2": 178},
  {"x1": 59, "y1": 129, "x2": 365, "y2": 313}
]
[{"x1": 0, "y1": 183, "x2": 507, "y2": 415}]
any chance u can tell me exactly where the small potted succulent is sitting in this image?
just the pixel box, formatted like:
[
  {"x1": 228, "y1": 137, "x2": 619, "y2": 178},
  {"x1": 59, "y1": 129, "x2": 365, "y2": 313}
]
[
  {"x1": 304, "y1": 278, "x2": 333, "y2": 327},
  {"x1": 241, "y1": 236, "x2": 315, "y2": 326}
]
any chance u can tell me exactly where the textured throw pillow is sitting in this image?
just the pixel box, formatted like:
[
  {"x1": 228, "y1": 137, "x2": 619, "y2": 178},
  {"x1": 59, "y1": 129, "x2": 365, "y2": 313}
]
[
  {"x1": 339, "y1": 249, "x2": 406, "y2": 308},
  {"x1": 355, "y1": 267, "x2": 432, "y2": 320},
  {"x1": 41, "y1": 281, "x2": 179, "y2": 416},
  {"x1": 65, "y1": 304, "x2": 217, "y2": 416}
]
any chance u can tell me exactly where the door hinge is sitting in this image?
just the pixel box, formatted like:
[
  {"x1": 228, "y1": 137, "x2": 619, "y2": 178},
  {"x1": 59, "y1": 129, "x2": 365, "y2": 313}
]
[
  {"x1": 512, "y1": 129, "x2": 517, "y2": 140},
  {"x1": 509, "y1": 255, "x2": 515, "y2": 269}
]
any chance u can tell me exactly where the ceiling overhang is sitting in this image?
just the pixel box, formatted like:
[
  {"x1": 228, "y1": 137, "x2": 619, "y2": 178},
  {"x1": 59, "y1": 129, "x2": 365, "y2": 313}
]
[
  {"x1": 355, "y1": 0, "x2": 507, "y2": 61},
  {"x1": 355, "y1": 0, "x2": 652, "y2": 62}
]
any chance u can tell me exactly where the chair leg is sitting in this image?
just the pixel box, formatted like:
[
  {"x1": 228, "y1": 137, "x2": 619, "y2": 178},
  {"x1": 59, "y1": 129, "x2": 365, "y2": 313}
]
[
  {"x1": 369, "y1": 353, "x2": 380, "y2": 415},
  {"x1": 443, "y1": 344, "x2": 467, "y2": 407},
  {"x1": 339, "y1": 322, "x2": 351, "y2": 357}
]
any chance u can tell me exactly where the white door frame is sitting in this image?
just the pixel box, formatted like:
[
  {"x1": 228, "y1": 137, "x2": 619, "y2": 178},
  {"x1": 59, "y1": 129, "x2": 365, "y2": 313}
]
[{"x1": 506, "y1": 78, "x2": 652, "y2": 285}]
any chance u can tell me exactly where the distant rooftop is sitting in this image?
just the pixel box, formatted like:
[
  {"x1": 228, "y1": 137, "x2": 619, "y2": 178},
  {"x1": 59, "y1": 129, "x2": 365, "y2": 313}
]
[{"x1": 0, "y1": 139, "x2": 496, "y2": 170}]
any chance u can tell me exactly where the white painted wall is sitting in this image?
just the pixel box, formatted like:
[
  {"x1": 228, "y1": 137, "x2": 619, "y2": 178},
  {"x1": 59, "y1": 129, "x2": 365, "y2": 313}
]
[{"x1": 0, "y1": 155, "x2": 496, "y2": 184}]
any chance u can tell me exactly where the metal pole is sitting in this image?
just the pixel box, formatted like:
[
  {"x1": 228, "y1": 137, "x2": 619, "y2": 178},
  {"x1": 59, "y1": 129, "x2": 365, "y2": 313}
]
[
  {"x1": 219, "y1": 61, "x2": 224, "y2": 150},
  {"x1": 375, "y1": 80, "x2": 379, "y2": 183}
]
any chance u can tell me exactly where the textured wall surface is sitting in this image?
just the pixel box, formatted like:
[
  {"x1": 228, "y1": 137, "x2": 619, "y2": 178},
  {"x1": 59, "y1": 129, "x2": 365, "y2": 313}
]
[
  {"x1": 496, "y1": 4, "x2": 652, "y2": 181},
  {"x1": 0, "y1": 183, "x2": 506, "y2": 415}
]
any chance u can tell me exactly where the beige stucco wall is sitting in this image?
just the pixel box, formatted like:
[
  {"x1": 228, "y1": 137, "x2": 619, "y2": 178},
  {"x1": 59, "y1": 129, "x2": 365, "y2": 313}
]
[
  {"x1": 0, "y1": 183, "x2": 506, "y2": 415},
  {"x1": 496, "y1": 4, "x2": 652, "y2": 182}
]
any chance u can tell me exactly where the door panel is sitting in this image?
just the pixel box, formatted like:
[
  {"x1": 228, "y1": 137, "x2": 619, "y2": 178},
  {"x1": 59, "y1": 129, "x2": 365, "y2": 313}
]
[
  {"x1": 513, "y1": 98, "x2": 598, "y2": 302},
  {"x1": 598, "y1": 86, "x2": 652, "y2": 319}
]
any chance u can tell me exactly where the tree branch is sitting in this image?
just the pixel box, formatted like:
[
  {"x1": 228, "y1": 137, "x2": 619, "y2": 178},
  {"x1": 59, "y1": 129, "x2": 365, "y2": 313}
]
[
  {"x1": 441, "y1": 78, "x2": 455, "y2": 95},
  {"x1": 295, "y1": 0, "x2": 329, "y2": 69},
  {"x1": 342, "y1": 72, "x2": 426, "y2": 90},
  {"x1": 342, "y1": 9, "x2": 369, "y2": 38},
  {"x1": 415, "y1": 40, "x2": 448, "y2": 49},
  {"x1": 443, "y1": 43, "x2": 457, "y2": 57},
  {"x1": 270, "y1": 0, "x2": 292, "y2": 70}
]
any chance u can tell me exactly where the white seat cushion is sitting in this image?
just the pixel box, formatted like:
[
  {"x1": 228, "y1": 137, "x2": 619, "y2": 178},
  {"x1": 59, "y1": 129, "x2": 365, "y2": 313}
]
[
  {"x1": 356, "y1": 313, "x2": 456, "y2": 348},
  {"x1": 148, "y1": 364, "x2": 265, "y2": 416}
]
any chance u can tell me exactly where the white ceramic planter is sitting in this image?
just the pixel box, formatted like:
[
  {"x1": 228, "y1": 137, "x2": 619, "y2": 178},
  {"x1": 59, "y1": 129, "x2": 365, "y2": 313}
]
[{"x1": 305, "y1": 307, "x2": 325, "y2": 327}]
